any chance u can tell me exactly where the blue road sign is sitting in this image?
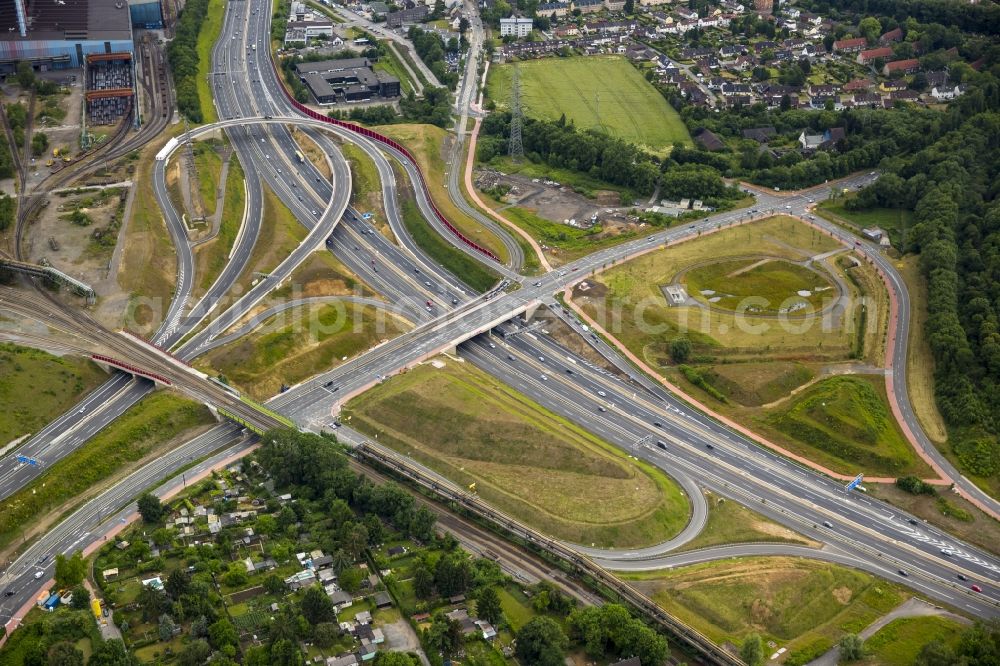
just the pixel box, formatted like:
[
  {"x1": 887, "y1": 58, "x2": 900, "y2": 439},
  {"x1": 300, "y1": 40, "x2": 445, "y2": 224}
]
[
  {"x1": 845, "y1": 473, "x2": 864, "y2": 491},
  {"x1": 17, "y1": 455, "x2": 38, "y2": 466}
]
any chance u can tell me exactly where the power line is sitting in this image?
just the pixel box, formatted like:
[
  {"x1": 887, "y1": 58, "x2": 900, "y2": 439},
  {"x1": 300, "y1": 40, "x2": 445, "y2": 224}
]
[{"x1": 508, "y1": 65, "x2": 524, "y2": 162}]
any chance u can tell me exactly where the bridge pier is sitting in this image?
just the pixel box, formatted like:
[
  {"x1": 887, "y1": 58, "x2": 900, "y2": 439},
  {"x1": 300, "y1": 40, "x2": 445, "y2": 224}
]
[{"x1": 522, "y1": 302, "x2": 542, "y2": 322}]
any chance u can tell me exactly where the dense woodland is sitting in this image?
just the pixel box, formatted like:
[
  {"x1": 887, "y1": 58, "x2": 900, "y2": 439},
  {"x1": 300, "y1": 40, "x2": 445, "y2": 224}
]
[{"x1": 168, "y1": 0, "x2": 209, "y2": 122}]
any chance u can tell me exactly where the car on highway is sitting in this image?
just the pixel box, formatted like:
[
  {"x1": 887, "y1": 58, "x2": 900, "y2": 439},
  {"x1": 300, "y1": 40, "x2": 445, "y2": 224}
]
[
  {"x1": 508, "y1": 355, "x2": 515, "y2": 361},
  {"x1": 655, "y1": 441, "x2": 667, "y2": 449},
  {"x1": 540, "y1": 375, "x2": 547, "y2": 381},
  {"x1": 597, "y1": 390, "x2": 606, "y2": 397},
  {"x1": 897, "y1": 569, "x2": 908, "y2": 577},
  {"x1": 958, "y1": 574, "x2": 968, "y2": 581},
  {"x1": 488, "y1": 342, "x2": 496, "y2": 349},
  {"x1": 823, "y1": 521, "x2": 833, "y2": 528},
  {"x1": 598, "y1": 406, "x2": 606, "y2": 412},
  {"x1": 538, "y1": 356, "x2": 544, "y2": 362},
  {"x1": 653, "y1": 422, "x2": 662, "y2": 428},
  {"x1": 909, "y1": 519, "x2": 918, "y2": 525},
  {"x1": 705, "y1": 443, "x2": 714, "y2": 450},
  {"x1": 941, "y1": 549, "x2": 952, "y2": 556},
  {"x1": 971, "y1": 584, "x2": 982, "y2": 593},
  {"x1": 4, "y1": 589, "x2": 13, "y2": 596},
  {"x1": 34, "y1": 571, "x2": 44, "y2": 579}
]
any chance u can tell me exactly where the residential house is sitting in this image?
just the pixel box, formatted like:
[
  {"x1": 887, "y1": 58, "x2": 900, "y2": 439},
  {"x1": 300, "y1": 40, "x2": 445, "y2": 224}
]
[
  {"x1": 446, "y1": 608, "x2": 480, "y2": 636},
  {"x1": 882, "y1": 59, "x2": 919, "y2": 76},
  {"x1": 610, "y1": 658, "x2": 642, "y2": 666},
  {"x1": 327, "y1": 588, "x2": 354, "y2": 610},
  {"x1": 574, "y1": 0, "x2": 604, "y2": 13},
  {"x1": 639, "y1": 0, "x2": 672, "y2": 5},
  {"x1": 553, "y1": 24, "x2": 579, "y2": 37},
  {"x1": 385, "y1": 5, "x2": 429, "y2": 27},
  {"x1": 753, "y1": 40, "x2": 778, "y2": 55},
  {"x1": 476, "y1": 619, "x2": 498, "y2": 641},
  {"x1": 694, "y1": 128, "x2": 726, "y2": 151},
  {"x1": 536, "y1": 1, "x2": 569, "y2": 16},
  {"x1": 604, "y1": 0, "x2": 626, "y2": 10},
  {"x1": 924, "y1": 71, "x2": 949, "y2": 88},
  {"x1": 843, "y1": 78, "x2": 873, "y2": 92},
  {"x1": 878, "y1": 27, "x2": 903, "y2": 44},
  {"x1": 853, "y1": 92, "x2": 883, "y2": 107},
  {"x1": 879, "y1": 79, "x2": 907, "y2": 92},
  {"x1": 857, "y1": 47, "x2": 893, "y2": 65},
  {"x1": 833, "y1": 37, "x2": 866, "y2": 53},
  {"x1": 891, "y1": 89, "x2": 920, "y2": 102},
  {"x1": 930, "y1": 84, "x2": 966, "y2": 101},
  {"x1": 741, "y1": 126, "x2": 776, "y2": 142},
  {"x1": 284, "y1": 569, "x2": 316, "y2": 591},
  {"x1": 374, "y1": 591, "x2": 393, "y2": 608},
  {"x1": 674, "y1": 6, "x2": 697, "y2": 20},
  {"x1": 797, "y1": 127, "x2": 845, "y2": 151},
  {"x1": 355, "y1": 610, "x2": 373, "y2": 625},
  {"x1": 326, "y1": 655, "x2": 359, "y2": 666}
]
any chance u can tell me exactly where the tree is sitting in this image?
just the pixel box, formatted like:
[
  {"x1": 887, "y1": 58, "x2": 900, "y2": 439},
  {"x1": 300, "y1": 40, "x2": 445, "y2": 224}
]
[
  {"x1": 69, "y1": 584, "x2": 90, "y2": 610},
  {"x1": 374, "y1": 653, "x2": 417, "y2": 666},
  {"x1": 741, "y1": 633, "x2": 765, "y2": 666},
  {"x1": 165, "y1": 569, "x2": 191, "y2": 599},
  {"x1": 263, "y1": 574, "x2": 286, "y2": 595},
  {"x1": 670, "y1": 337, "x2": 692, "y2": 363},
  {"x1": 300, "y1": 585, "x2": 335, "y2": 625},
  {"x1": 16, "y1": 61, "x2": 35, "y2": 89},
  {"x1": 30, "y1": 132, "x2": 48, "y2": 157},
  {"x1": 54, "y1": 551, "x2": 86, "y2": 588},
  {"x1": 138, "y1": 584, "x2": 168, "y2": 622},
  {"x1": 475, "y1": 586, "x2": 503, "y2": 626},
  {"x1": 858, "y1": 17, "x2": 882, "y2": 44},
  {"x1": 87, "y1": 639, "x2": 140, "y2": 666},
  {"x1": 209, "y1": 618, "x2": 239, "y2": 650},
  {"x1": 408, "y1": 505, "x2": 436, "y2": 541},
  {"x1": 313, "y1": 622, "x2": 341, "y2": 648},
  {"x1": 425, "y1": 613, "x2": 463, "y2": 656},
  {"x1": 839, "y1": 633, "x2": 865, "y2": 661},
  {"x1": 339, "y1": 566, "x2": 363, "y2": 593},
  {"x1": 158, "y1": 614, "x2": 178, "y2": 642},
  {"x1": 178, "y1": 640, "x2": 212, "y2": 666},
  {"x1": 516, "y1": 617, "x2": 568, "y2": 666},
  {"x1": 137, "y1": 493, "x2": 165, "y2": 523},
  {"x1": 47, "y1": 642, "x2": 84, "y2": 666},
  {"x1": 413, "y1": 562, "x2": 435, "y2": 599},
  {"x1": 270, "y1": 639, "x2": 305, "y2": 666}
]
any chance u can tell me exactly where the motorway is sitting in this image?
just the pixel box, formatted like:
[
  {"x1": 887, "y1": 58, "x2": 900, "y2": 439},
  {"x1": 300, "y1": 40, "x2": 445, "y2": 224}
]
[{"x1": 2, "y1": 0, "x2": 999, "y2": 643}]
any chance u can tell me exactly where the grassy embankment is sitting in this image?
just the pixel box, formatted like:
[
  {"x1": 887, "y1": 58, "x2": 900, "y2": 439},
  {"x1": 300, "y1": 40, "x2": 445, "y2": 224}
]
[
  {"x1": 375, "y1": 123, "x2": 510, "y2": 265},
  {"x1": 198, "y1": 301, "x2": 410, "y2": 400},
  {"x1": 816, "y1": 195, "x2": 914, "y2": 249},
  {"x1": 344, "y1": 359, "x2": 690, "y2": 547},
  {"x1": 485, "y1": 56, "x2": 691, "y2": 154},
  {"x1": 194, "y1": 0, "x2": 226, "y2": 125},
  {"x1": 622, "y1": 557, "x2": 909, "y2": 666},
  {"x1": 574, "y1": 215, "x2": 918, "y2": 477},
  {"x1": 0, "y1": 344, "x2": 106, "y2": 446},
  {"x1": 119, "y1": 127, "x2": 186, "y2": 335},
  {"x1": 862, "y1": 615, "x2": 967, "y2": 666},
  {"x1": 0, "y1": 393, "x2": 213, "y2": 552},
  {"x1": 677, "y1": 494, "x2": 817, "y2": 552},
  {"x1": 194, "y1": 153, "x2": 246, "y2": 295}
]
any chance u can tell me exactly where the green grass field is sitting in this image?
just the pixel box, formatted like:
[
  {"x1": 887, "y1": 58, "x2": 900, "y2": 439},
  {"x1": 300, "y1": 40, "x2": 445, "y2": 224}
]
[
  {"x1": 0, "y1": 344, "x2": 107, "y2": 446},
  {"x1": 862, "y1": 616, "x2": 966, "y2": 666},
  {"x1": 816, "y1": 197, "x2": 914, "y2": 248},
  {"x1": 199, "y1": 302, "x2": 408, "y2": 400},
  {"x1": 622, "y1": 557, "x2": 908, "y2": 666},
  {"x1": 0, "y1": 392, "x2": 212, "y2": 550},
  {"x1": 764, "y1": 375, "x2": 933, "y2": 477},
  {"x1": 579, "y1": 217, "x2": 863, "y2": 368},
  {"x1": 344, "y1": 359, "x2": 690, "y2": 547},
  {"x1": 195, "y1": 0, "x2": 225, "y2": 124},
  {"x1": 195, "y1": 152, "x2": 245, "y2": 295},
  {"x1": 487, "y1": 57, "x2": 690, "y2": 153},
  {"x1": 685, "y1": 257, "x2": 837, "y2": 313},
  {"x1": 700, "y1": 362, "x2": 815, "y2": 407}
]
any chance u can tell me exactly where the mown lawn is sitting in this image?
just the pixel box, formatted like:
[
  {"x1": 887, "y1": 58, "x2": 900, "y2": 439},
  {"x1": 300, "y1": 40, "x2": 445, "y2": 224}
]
[
  {"x1": 486, "y1": 56, "x2": 691, "y2": 153},
  {"x1": 195, "y1": 151, "x2": 246, "y2": 295},
  {"x1": 344, "y1": 358, "x2": 690, "y2": 547},
  {"x1": 0, "y1": 344, "x2": 106, "y2": 446}
]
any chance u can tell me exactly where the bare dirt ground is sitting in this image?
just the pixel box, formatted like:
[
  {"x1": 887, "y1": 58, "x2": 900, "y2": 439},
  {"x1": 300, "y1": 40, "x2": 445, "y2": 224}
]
[
  {"x1": 478, "y1": 169, "x2": 633, "y2": 227},
  {"x1": 25, "y1": 185, "x2": 130, "y2": 295}
]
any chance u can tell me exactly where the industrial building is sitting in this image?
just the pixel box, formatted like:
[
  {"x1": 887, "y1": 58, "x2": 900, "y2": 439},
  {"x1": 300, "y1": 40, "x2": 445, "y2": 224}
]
[
  {"x1": 129, "y1": 0, "x2": 163, "y2": 29},
  {"x1": 0, "y1": 0, "x2": 134, "y2": 71},
  {"x1": 295, "y1": 58, "x2": 400, "y2": 105},
  {"x1": 86, "y1": 52, "x2": 134, "y2": 125}
]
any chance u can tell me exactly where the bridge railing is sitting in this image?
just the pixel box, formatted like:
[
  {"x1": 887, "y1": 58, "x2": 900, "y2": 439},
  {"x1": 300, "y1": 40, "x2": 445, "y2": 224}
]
[
  {"x1": 270, "y1": 63, "x2": 500, "y2": 264},
  {"x1": 91, "y1": 354, "x2": 172, "y2": 386}
]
